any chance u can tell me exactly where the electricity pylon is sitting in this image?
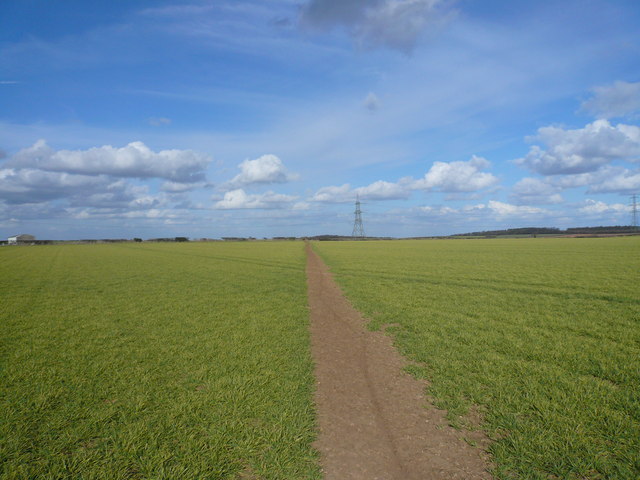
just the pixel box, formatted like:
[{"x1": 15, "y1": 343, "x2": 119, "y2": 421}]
[{"x1": 352, "y1": 195, "x2": 365, "y2": 238}]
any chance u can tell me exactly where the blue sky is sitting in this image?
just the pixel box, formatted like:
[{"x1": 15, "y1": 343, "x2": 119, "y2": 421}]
[{"x1": 1, "y1": 0, "x2": 640, "y2": 239}]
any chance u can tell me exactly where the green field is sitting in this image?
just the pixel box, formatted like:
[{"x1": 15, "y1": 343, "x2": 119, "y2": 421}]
[
  {"x1": 313, "y1": 237, "x2": 640, "y2": 479},
  {"x1": 3, "y1": 238, "x2": 639, "y2": 479},
  {"x1": 1, "y1": 242, "x2": 320, "y2": 479}
]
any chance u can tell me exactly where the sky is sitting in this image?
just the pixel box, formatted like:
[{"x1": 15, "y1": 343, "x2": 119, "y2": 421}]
[{"x1": 1, "y1": 0, "x2": 640, "y2": 239}]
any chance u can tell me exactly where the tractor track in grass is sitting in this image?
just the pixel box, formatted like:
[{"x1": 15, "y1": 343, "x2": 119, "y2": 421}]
[{"x1": 306, "y1": 243, "x2": 491, "y2": 480}]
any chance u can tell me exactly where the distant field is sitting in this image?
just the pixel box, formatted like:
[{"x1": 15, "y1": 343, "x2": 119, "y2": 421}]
[
  {"x1": 314, "y1": 237, "x2": 640, "y2": 480},
  {"x1": 1, "y1": 242, "x2": 320, "y2": 479}
]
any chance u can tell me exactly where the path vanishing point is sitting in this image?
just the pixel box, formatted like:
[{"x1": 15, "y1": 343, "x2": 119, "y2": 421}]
[{"x1": 306, "y1": 243, "x2": 492, "y2": 480}]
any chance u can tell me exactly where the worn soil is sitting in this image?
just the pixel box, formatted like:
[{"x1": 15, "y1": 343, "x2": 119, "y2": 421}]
[{"x1": 306, "y1": 243, "x2": 492, "y2": 480}]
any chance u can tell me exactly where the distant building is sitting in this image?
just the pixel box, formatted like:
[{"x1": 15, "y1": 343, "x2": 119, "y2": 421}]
[{"x1": 8, "y1": 234, "x2": 35, "y2": 245}]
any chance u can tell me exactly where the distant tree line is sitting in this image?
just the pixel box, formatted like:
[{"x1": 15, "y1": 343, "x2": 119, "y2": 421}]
[
  {"x1": 453, "y1": 226, "x2": 639, "y2": 237},
  {"x1": 453, "y1": 227, "x2": 561, "y2": 237},
  {"x1": 147, "y1": 237, "x2": 190, "y2": 242},
  {"x1": 221, "y1": 237, "x2": 260, "y2": 241},
  {"x1": 564, "y1": 226, "x2": 639, "y2": 234}
]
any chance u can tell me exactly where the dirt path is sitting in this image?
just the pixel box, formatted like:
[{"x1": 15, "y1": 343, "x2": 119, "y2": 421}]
[{"x1": 306, "y1": 243, "x2": 491, "y2": 480}]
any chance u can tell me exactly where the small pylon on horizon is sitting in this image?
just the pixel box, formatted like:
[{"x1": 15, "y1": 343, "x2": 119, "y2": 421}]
[{"x1": 352, "y1": 195, "x2": 365, "y2": 238}]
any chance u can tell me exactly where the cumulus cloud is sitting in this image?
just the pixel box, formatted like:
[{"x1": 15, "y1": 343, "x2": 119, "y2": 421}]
[
  {"x1": 9, "y1": 140, "x2": 210, "y2": 183},
  {"x1": 310, "y1": 183, "x2": 353, "y2": 203},
  {"x1": 418, "y1": 204, "x2": 458, "y2": 216},
  {"x1": 67, "y1": 180, "x2": 165, "y2": 210},
  {"x1": 585, "y1": 167, "x2": 640, "y2": 194},
  {"x1": 0, "y1": 140, "x2": 213, "y2": 223},
  {"x1": 411, "y1": 200, "x2": 549, "y2": 224},
  {"x1": 0, "y1": 202, "x2": 67, "y2": 225},
  {"x1": 223, "y1": 154, "x2": 298, "y2": 189},
  {"x1": 412, "y1": 155, "x2": 498, "y2": 192},
  {"x1": 0, "y1": 165, "x2": 169, "y2": 213},
  {"x1": 300, "y1": 0, "x2": 452, "y2": 53},
  {"x1": 0, "y1": 167, "x2": 109, "y2": 204},
  {"x1": 512, "y1": 164, "x2": 640, "y2": 198},
  {"x1": 160, "y1": 180, "x2": 208, "y2": 193},
  {"x1": 311, "y1": 179, "x2": 411, "y2": 203},
  {"x1": 419, "y1": 201, "x2": 546, "y2": 217},
  {"x1": 510, "y1": 177, "x2": 563, "y2": 205},
  {"x1": 356, "y1": 180, "x2": 410, "y2": 199},
  {"x1": 486, "y1": 200, "x2": 546, "y2": 217},
  {"x1": 581, "y1": 81, "x2": 640, "y2": 119},
  {"x1": 516, "y1": 120, "x2": 640, "y2": 175},
  {"x1": 579, "y1": 199, "x2": 629, "y2": 215},
  {"x1": 214, "y1": 189, "x2": 298, "y2": 209},
  {"x1": 311, "y1": 157, "x2": 497, "y2": 203},
  {"x1": 293, "y1": 201, "x2": 311, "y2": 210}
]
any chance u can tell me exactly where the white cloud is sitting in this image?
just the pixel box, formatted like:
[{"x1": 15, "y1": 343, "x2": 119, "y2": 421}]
[
  {"x1": 579, "y1": 199, "x2": 629, "y2": 215},
  {"x1": 128, "y1": 195, "x2": 164, "y2": 209},
  {"x1": 311, "y1": 157, "x2": 497, "y2": 204},
  {"x1": 0, "y1": 167, "x2": 109, "y2": 204},
  {"x1": 363, "y1": 92, "x2": 380, "y2": 112},
  {"x1": 224, "y1": 154, "x2": 298, "y2": 189},
  {"x1": 67, "y1": 180, "x2": 160, "y2": 209},
  {"x1": 404, "y1": 200, "x2": 552, "y2": 232},
  {"x1": 412, "y1": 155, "x2": 499, "y2": 192},
  {"x1": 69, "y1": 207, "x2": 184, "y2": 222},
  {"x1": 418, "y1": 205, "x2": 458, "y2": 215},
  {"x1": 423, "y1": 200, "x2": 545, "y2": 217},
  {"x1": 0, "y1": 202, "x2": 65, "y2": 223},
  {"x1": 486, "y1": 200, "x2": 546, "y2": 217},
  {"x1": 510, "y1": 177, "x2": 563, "y2": 205},
  {"x1": 214, "y1": 189, "x2": 297, "y2": 209},
  {"x1": 293, "y1": 201, "x2": 311, "y2": 210},
  {"x1": 581, "y1": 81, "x2": 640, "y2": 119},
  {"x1": 356, "y1": 180, "x2": 409, "y2": 200},
  {"x1": 310, "y1": 183, "x2": 353, "y2": 203},
  {"x1": 300, "y1": 0, "x2": 451, "y2": 53},
  {"x1": 160, "y1": 180, "x2": 207, "y2": 193},
  {"x1": 585, "y1": 167, "x2": 640, "y2": 194},
  {"x1": 311, "y1": 179, "x2": 411, "y2": 202},
  {"x1": 511, "y1": 164, "x2": 640, "y2": 197},
  {"x1": 9, "y1": 140, "x2": 211, "y2": 182},
  {"x1": 0, "y1": 164, "x2": 174, "y2": 213},
  {"x1": 542, "y1": 165, "x2": 627, "y2": 190},
  {"x1": 516, "y1": 120, "x2": 640, "y2": 175}
]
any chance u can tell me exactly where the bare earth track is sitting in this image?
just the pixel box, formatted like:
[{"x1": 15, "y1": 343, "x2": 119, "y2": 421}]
[{"x1": 306, "y1": 243, "x2": 491, "y2": 480}]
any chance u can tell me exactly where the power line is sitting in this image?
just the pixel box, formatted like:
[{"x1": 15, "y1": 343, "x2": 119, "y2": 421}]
[{"x1": 631, "y1": 194, "x2": 638, "y2": 229}]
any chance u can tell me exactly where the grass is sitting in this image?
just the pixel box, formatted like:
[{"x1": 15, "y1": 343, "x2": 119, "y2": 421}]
[
  {"x1": 1, "y1": 242, "x2": 320, "y2": 479},
  {"x1": 313, "y1": 237, "x2": 640, "y2": 480}
]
